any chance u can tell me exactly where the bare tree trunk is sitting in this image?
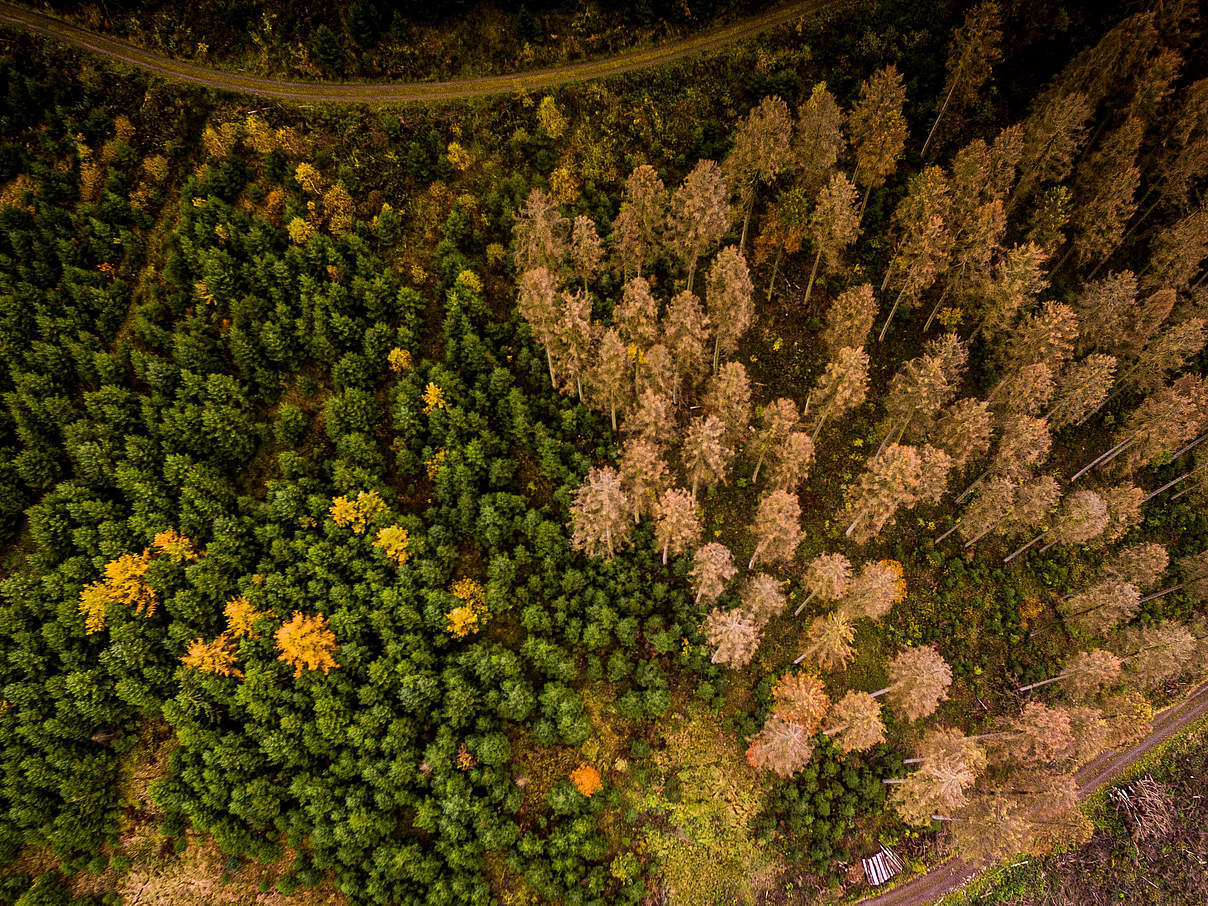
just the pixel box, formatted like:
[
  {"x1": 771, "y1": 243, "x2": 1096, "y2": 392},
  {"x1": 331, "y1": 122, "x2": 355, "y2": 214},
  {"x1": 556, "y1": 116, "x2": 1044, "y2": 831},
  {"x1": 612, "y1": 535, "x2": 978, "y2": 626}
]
[
  {"x1": 962, "y1": 520, "x2": 1001, "y2": 549},
  {"x1": 1139, "y1": 585, "x2": 1182, "y2": 604},
  {"x1": 766, "y1": 246, "x2": 784, "y2": 302},
  {"x1": 1069, "y1": 435, "x2": 1136, "y2": 482},
  {"x1": 811, "y1": 397, "x2": 837, "y2": 443},
  {"x1": 857, "y1": 183, "x2": 872, "y2": 226},
  {"x1": 752, "y1": 443, "x2": 768, "y2": 483},
  {"x1": 1103, "y1": 191, "x2": 1159, "y2": 276},
  {"x1": 1003, "y1": 532, "x2": 1045, "y2": 564},
  {"x1": 610, "y1": 404, "x2": 617, "y2": 433},
  {"x1": 870, "y1": 686, "x2": 893, "y2": 698},
  {"x1": 740, "y1": 188, "x2": 756, "y2": 253},
  {"x1": 1018, "y1": 672, "x2": 1071, "y2": 692},
  {"x1": 922, "y1": 286, "x2": 950, "y2": 333},
  {"x1": 877, "y1": 285, "x2": 909, "y2": 342},
  {"x1": 662, "y1": 540, "x2": 669, "y2": 566},
  {"x1": 803, "y1": 248, "x2": 823, "y2": 307},
  {"x1": 546, "y1": 349, "x2": 557, "y2": 389},
  {"x1": 712, "y1": 334, "x2": 722, "y2": 376},
  {"x1": 793, "y1": 590, "x2": 817, "y2": 617},
  {"x1": 934, "y1": 521, "x2": 962, "y2": 544},
  {"x1": 1172, "y1": 482, "x2": 1199, "y2": 501},
  {"x1": 956, "y1": 470, "x2": 988, "y2": 504},
  {"x1": 1142, "y1": 463, "x2": 1208, "y2": 503},
  {"x1": 920, "y1": 76, "x2": 960, "y2": 159},
  {"x1": 1048, "y1": 242, "x2": 1075, "y2": 280},
  {"x1": 1173, "y1": 431, "x2": 1208, "y2": 462}
]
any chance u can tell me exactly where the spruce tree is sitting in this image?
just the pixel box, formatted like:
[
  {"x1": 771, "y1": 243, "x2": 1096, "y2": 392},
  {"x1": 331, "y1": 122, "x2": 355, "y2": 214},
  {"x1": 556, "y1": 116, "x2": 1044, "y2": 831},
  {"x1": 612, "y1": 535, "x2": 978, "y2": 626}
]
[
  {"x1": 682, "y1": 414, "x2": 733, "y2": 501},
  {"x1": 748, "y1": 489, "x2": 804, "y2": 569},
  {"x1": 653, "y1": 488, "x2": 701, "y2": 565},
  {"x1": 702, "y1": 361, "x2": 753, "y2": 448},
  {"x1": 513, "y1": 187, "x2": 570, "y2": 273},
  {"x1": 691, "y1": 543, "x2": 738, "y2": 606},
  {"x1": 705, "y1": 247, "x2": 754, "y2": 373},
  {"x1": 618, "y1": 436, "x2": 669, "y2": 523},
  {"x1": 823, "y1": 691, "x2": 886, "y2": 752},
  {"x1": 794, "y1": 82, "x2": 847, "y2": 196},
  {"x1": 668, "y1": 160, "x2": 730, "y2": 291},
  {"x1": 570, "y1": 466, "x2": 631, "y2": 559},
  {"x1": 810, "y1": 346, "x2": 870, "y2": 441},
  {"x1": 724, "y1": 96, "x2": 794, "y2": 250},
  {"x1": 821, "y1": 284, "x2": 877, "y2": 356},
  {"x1": 803, "y1": 172, "x2": 862, "y2": 305},
  {"x1": 848, "y1": 65, "x2": 909, "y2": 217}
]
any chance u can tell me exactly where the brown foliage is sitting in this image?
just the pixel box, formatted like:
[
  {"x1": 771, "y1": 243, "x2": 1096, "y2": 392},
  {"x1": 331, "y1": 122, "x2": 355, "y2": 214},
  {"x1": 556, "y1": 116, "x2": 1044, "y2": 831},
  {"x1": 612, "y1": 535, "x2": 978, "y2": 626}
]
[
  {"x1": 740, "y1": 573, "x2": 787, "y2": 627},
  {"x1": 848, "y1": 65, "x2": 909, "y2": 191},
  {"x1": 799, "y1": 612, "x2": 856, "y2": 672},
  {"x1": 749, "y1": 489, "x2": 803, "y2": 569},
  {"x1": 569, "y1": 466, "x2": 631, "y2": 559},
  {"x1": 825, "y1": 691, "x2": 886, "y2": 753},
  {"x1": 653, "y1": 488, "x2": 701, "y2": 565},
  {"x1": 885, "y1": 645, "x2": 952, "y2": 721},
  {"x1": 746, "y1": 717, "x2": 815, "y2": 778},
  {"x1": 703, "y1": 607, "x2": 761, "y2": 669},
  {"x1": 690, "y1": 543, "x2": 737, "y2": 607},
  {"x1": 683, "y1": 414, "x2": 733, "y2": 501},
  {"x1": 771, "y1": 673, "x2": 831, "y2": 731},
  {"x1": 618, "y1": 436, "x2": 669, "y2": 523},
  {"x1": 821, "y1": 284, "x2": 877, "y2": 356}
]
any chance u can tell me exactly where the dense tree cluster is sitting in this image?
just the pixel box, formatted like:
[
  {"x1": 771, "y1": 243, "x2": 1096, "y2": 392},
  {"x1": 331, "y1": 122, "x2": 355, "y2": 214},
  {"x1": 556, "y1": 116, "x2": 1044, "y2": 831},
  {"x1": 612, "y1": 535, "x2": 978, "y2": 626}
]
[{"x1": 2, "y1": 3, "x2": 1208, "y2": 902}]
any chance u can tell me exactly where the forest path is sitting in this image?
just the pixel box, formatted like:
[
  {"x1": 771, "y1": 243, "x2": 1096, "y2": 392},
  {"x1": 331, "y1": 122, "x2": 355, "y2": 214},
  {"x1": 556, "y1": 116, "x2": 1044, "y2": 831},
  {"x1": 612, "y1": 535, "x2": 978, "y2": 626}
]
[
  {"x1": 856, "y1": 680, "x2": 1208, "y2": 906},
  {"x1": 0, "y1": 0, "x2": 843, "y2": 103}
]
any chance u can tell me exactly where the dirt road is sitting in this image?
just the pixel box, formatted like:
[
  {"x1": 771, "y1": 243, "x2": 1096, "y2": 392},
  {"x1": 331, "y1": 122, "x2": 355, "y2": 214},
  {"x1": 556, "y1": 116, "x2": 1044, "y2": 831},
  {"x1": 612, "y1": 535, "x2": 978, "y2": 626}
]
[
  {"x1": 5, "y1": 3, "x2": 1206, "y2": 903},
  {"x1": 0, "y1": 0, "x2": 843, "y2": 103},
  {"x1": 857, "y1": 680, "x2": 1208, "y2": 906}
]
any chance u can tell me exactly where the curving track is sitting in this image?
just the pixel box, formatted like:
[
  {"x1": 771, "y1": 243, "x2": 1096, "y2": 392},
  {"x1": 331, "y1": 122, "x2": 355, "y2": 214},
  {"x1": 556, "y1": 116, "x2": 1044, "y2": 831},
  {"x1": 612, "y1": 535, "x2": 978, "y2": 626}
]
[
  {"x1": 0, "y1": 0, "x2": 844, "y2": 103},
  {"x1": 2, "y1": 4, "x2": 1206, "y2": 904},
  {"x1": 858, "y1": 681, "x2": 1208, "y2": 906}
]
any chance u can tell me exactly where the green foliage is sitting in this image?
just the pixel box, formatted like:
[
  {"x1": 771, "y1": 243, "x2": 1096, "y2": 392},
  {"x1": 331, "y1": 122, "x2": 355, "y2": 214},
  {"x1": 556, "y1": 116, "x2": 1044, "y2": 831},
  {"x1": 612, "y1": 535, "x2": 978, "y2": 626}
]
[{"x1": 757, "y1": 735, "x2": 895, "y2": 868}]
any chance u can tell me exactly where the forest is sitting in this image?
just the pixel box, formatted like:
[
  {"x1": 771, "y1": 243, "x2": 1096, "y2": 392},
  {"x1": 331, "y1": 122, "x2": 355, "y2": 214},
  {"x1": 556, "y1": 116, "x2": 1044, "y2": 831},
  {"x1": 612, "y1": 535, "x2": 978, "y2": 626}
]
[{"x1": 0, "y1": 0, "x2": 1206, "y2": 904}]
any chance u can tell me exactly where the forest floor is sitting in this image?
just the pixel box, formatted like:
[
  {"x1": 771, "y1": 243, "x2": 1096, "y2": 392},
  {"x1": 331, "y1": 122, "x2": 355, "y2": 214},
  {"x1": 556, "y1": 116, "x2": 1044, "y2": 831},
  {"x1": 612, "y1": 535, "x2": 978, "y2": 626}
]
[
  {"x1": 943, "y1": 716, "x2": 1208, "y2": 906},
  {"x1": 856, "y1": 679, "x2": 1208, "y2": 906},
  {"x1": 0, "y1": 0, "x2": 848, "y2": 103}
]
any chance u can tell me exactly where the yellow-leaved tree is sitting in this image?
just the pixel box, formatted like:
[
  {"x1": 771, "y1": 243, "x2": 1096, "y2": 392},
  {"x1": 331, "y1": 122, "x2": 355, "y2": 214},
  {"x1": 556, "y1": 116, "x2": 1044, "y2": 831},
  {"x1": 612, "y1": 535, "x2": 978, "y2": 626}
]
[
  {"x1": 181, "y1": 633, "x2": 242, "y2": 678},
  {"x1": 224, "y1": 595, "x2": 273, "y2": 638},
  {"x1": 387, "y1": 347, "x2": 413, "y2": 373},
  {"x1": 329, "y1": 490, "x2": 387, "y2": 535},
  {"x1": 78, "y1": 582, "x2": 110, "y2": 634},
  {"x1": 422, "y1": 383, "x2": 447, "y2": 414},
  {"x1": 322, "y1": 183, "x2": 356, "y2": 234},
  {"x1": 77, "y1": 546, "x2": 169, "y2": 632},
  {"x1": 153, "y1": 529, "x2": 200, "y2": 563},
  {"x1": 446, "y1": 578, "x2": 489, "y2": 638},
  {"x1": 373, "y1": 525, "x2": 411, "y2": 566},
  {"x1": 275, "y1": 612, "x2": 339, "y2": 677}
]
